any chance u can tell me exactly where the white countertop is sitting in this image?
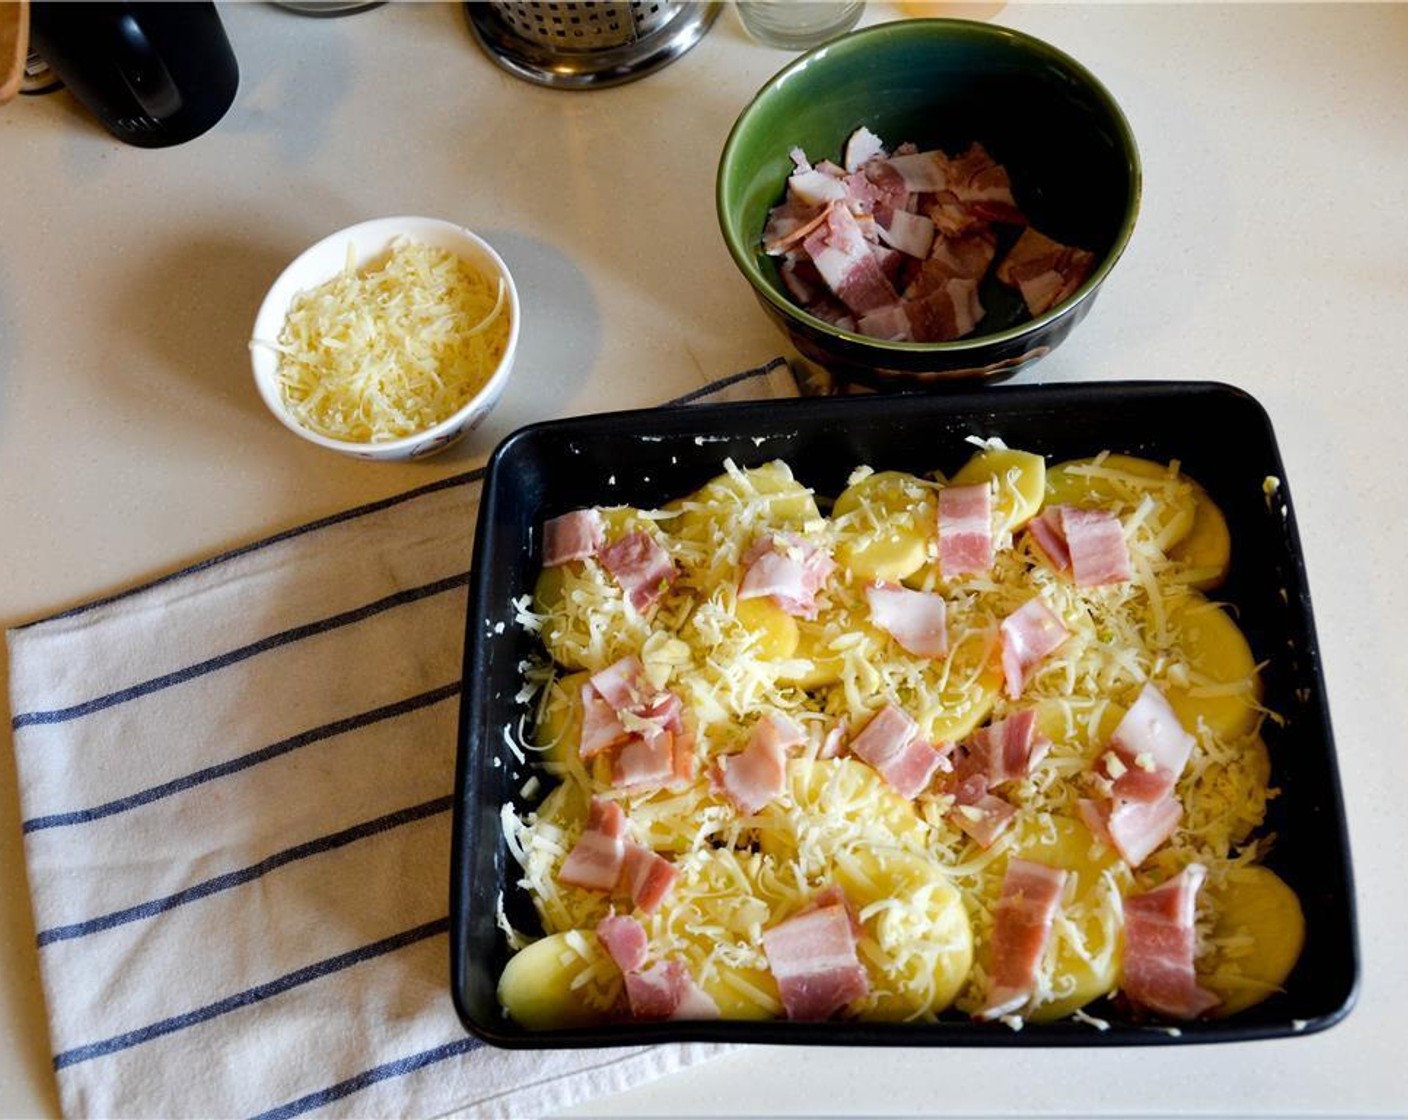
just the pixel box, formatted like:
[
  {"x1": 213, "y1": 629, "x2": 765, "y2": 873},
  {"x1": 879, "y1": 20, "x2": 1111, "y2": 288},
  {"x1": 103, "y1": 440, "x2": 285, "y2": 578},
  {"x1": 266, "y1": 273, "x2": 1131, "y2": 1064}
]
[{"x1": 3, "y1": 3, "x2": 1406, "y2": 1116}]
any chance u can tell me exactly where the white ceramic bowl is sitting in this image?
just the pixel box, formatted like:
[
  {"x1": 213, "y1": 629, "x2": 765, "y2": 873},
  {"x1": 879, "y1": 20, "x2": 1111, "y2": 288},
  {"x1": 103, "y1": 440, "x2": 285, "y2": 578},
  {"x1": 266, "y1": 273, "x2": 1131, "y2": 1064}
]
[{"x1": 250, "y1": 216, "x2": 520, "y2": 461}]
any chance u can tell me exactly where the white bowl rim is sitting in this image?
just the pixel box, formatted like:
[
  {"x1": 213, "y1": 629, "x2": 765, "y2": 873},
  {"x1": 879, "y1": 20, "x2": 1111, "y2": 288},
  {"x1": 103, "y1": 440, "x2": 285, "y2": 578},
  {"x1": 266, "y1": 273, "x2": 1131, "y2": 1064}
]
[{"x1": 250, "y1": 215, "x2": 521, "y2": 457}]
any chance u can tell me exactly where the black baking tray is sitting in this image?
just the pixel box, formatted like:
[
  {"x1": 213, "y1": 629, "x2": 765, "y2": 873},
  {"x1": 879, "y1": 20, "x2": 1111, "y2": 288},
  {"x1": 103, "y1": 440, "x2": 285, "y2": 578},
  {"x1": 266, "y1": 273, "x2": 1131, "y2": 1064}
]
[{"x1": 450, "y1": 380, "x2": 1358, "y2": 1048}]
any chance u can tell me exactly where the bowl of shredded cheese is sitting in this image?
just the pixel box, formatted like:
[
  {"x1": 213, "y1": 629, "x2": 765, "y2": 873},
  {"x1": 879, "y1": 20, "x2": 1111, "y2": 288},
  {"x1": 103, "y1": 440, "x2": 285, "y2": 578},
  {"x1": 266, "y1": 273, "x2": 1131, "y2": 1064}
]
[{"x1": 250, "y1": 216, "x2": 519, "y2": 460}]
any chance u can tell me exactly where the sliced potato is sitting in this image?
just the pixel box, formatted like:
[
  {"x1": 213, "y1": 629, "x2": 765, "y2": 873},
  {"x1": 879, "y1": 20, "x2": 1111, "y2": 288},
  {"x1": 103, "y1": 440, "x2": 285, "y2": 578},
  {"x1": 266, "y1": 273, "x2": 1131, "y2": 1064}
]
[
  {"x1": 950, "y1": 448, "x2": 1047, "y2": 534},
  {"x1": 534, "y1": 670, "x2": 590, "y2": 767},
  {"x1": 758, "y1": 758, "x2": 927, "y2": 862},
  {"x1": 1010, "y1": 816, "x2": 1124, "y2": 1021},
  {"x1": 735, "y1": 596, "x2": 800, "y2": 660},
  {"x1": 498, "y1": 930, "x2": 623, "y2": 1029},
  {"x1": 913, "y1": 630, "x2": 1003, "y2": 745},
  {"x1": 834, "y1": 847, "x2": 974, "y2": 1019},
  {"x1": 1169, "y1": 480, "x2": 1232, "y2": 590},
  {"x1": 831, "y1": 470, "x2": 937, "y2": 583},
  {"x1": 1199, "y1": 865, "x2": 1305, "y2": 1017},
  {"x1": 1045, "y1": 454, "x2": 1197, "y2": 552},
  {"x1": 1163, "y1": 593, "x2": 1264, "y2": 739},
  {"x1": 673, "y1": 460, "x2": 820, "y2": 542},
  {"x1": 1181, "y1": 735, "x2": 1272, "y2": 852}
]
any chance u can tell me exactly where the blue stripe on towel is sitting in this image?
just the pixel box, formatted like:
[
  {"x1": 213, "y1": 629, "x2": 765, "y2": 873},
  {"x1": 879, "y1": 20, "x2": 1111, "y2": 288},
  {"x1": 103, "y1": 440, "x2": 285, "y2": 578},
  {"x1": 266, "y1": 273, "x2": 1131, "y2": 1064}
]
[
  {"x1": 23, "y1": 681, "x2": 462, "y2": 833},
  {"x1": 18, "y1": 468, "x2": 486, "y2": 632},
  {"x1": 663, "y1": 356, "x2": 786, "y2": 406},
  {"x1": 249, "y1": 1038, "x2": 484, "y2": 1120},
  {"x1": 52, "y1": 917, "x2": 451, "y2": 1070},
  {"x1": 12, "y1": 572, "x2": 471, "y2": 730},
  {"x1": 37, "y1": 796, "x2": 454, "y2": 946}
]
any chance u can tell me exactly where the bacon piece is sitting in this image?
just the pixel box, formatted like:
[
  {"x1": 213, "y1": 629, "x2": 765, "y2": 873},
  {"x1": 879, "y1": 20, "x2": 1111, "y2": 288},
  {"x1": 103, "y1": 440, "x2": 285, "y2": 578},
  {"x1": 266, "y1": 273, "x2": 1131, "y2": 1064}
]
[
  {"x1": 625, "y1": 959, "x2": 721, "y2": 1021},
  {"x1": 906, "y1": 276, "x2": 984, "y2": 342},
  {"x1": 589, "y1": 655, "x2": 648, "y2": 711},
  {"x1": 596, "y1": 913, "x2": 649, "y2": 973},
  {"x1": 717, "y1": 727, "x2": 788, "y2": 816},
  {"x1": 876, "y1": 208, "x2": 936, "y2": 259},
  {"x1": 843, "y1": 125, "x2": 887, "y2": 172},
  {"x1": 996, "y1": 227, "x2": 1096, "y2": 316},
  {"x1": 1079, "y1": 795, "x2": 1183, "y2": 868},
  {"x1": 857, "y1": 301, "x2": 913, "y2": 341},
  {"x1": 580, "y1": 682, "x2": 630, "y2": 760},
  {"x1": 945, "y1": 143, "x2": 1021, "y2": 214},
  {"x1": 542, "y1": 509, "x2": 604, "y2": 567},
  {"x1": 1026, "y1": 507, "x2": 1071, "y2": 570},
  {"x1": 884, "y1": 150, "x2": 948, "y2": 193},
  {"x1": 738, "y1": 533, "x2": 835, "y2": 620},
  {"x1": 1061, "y1": 507, "x2": 1132, "y2": 587},
  {"x1": 863, "y1": 157, "x2": 911, "y2": 227},
  {"x1": 803, "y1": 201, "x2": 900, "y2": 315},
  {"x1": 1108, "y1": 683, "x2": 1195, "y2": 803},
  {"x1": 611, "y1": 730, "x2": 676, "y2": 790},
  {"x1": 957, "y1": 709, "x2": 1050, "y2": 787},
  {"x1": 1122, "y1": 865, "x2": 1221, "y2": 1020},
  {"x1": 938, "y1": 482, "x2": 994, "y2": 577},
  {"x1": 670, "y1": 729, "x2": 697, "y2": 787},
  {"x1": 975, "y1": 859, "x2": 1069, "y2": 1019},
  {"x1": 558, "y1": 798, "x2": 627, "y2": 892},
  {"x1": 598, "y1": 532, "x2": 676, "y2": 612},
  {"x1": 764, "y1": 203, "x2": 830, "y2": 257},
  {"x1": 622, "y1": 842, "x2": 679, "y2": 914},
  {"x1": 789, "y1": 165, "x2": 849, "y2": 208},
  {"x1": 762, "y1": 892, "x2": 869, "y2": 1021},
  {"x1": 864, "y1": 582, "x2": 949, "y2": 658},
  {"x1": 999, "y1": 597, "x2": 1070, "y2": 700},
  {"x1": 848, "y1": 703, "x2": 946, "y2": 799},
  {"x1": 949, "y1": 780, "x2": 1018, "y2": 849}
]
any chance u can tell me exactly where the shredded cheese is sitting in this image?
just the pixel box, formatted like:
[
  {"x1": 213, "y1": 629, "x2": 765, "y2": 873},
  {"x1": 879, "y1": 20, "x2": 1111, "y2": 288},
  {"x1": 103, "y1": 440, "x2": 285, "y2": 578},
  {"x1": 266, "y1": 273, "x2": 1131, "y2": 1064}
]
[
  {"x1": 265, "y1": 237, "x2": 509, "y2": 443},
  {"x1": 501, "y1": 450, "x2": 1283, "y2": 1029}
]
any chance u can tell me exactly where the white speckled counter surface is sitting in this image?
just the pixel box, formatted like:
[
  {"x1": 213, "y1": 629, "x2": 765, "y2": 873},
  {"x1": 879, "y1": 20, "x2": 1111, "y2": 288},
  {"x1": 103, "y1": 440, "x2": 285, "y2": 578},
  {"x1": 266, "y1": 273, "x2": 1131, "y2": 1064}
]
[{"x1": 3, "y1": 3, "x2": 1406, "y2": 1116}]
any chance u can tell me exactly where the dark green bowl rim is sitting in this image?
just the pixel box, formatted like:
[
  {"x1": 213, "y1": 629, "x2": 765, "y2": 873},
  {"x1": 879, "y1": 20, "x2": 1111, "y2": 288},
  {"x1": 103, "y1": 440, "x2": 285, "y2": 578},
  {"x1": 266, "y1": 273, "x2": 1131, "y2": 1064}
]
[{"x1": 716, "y1": 18, "x2": 1143, "y2": 355}]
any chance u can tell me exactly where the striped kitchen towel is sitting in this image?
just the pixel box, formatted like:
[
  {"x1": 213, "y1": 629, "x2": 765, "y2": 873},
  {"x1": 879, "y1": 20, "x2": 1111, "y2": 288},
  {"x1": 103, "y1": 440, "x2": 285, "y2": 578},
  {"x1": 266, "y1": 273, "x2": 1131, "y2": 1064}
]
[{"x1": 5, "y1": 358, "x2": 796, "y2": 1120}]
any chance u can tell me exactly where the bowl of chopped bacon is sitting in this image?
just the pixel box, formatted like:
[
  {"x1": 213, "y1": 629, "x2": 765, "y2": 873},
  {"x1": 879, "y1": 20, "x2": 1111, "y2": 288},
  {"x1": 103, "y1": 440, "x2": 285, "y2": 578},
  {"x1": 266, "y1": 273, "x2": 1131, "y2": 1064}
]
[{"x1": 716, "y1": 19, "x2": 1141, "y2": 388}]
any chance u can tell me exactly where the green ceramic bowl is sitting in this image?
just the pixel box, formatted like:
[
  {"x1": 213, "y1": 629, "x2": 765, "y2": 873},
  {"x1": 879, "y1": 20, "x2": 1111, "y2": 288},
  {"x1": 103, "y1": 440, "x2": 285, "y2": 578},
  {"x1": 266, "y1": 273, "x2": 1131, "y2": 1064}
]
[{"x1": 717, "y1": 19, "x2": 1140, "y2": 388}]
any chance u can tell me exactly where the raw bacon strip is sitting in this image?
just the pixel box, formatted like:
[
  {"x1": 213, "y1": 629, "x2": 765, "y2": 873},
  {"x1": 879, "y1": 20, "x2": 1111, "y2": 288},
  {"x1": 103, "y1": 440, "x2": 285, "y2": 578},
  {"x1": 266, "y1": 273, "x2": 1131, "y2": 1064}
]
[
  {"x1": 611, "y1": 730, "x2": 676, "y2": 790},
  {"x1": 764, "y1": 203, "x2": 830, "y2": 257},
  {"x1": 599, "y1": 531, "x2": 677, "y2": 613},
  {"x1": 717, "y1": 728, "x2": 788, "y2": 816},
  {"x1": 876, "y1": 208, "x2": 936, "y2": 259},
  {"x1": 1079, "y1": 795, "x2": 1183, "y2": 868},
  {"x1": 1060, "y1": 506, "x2": 1132, "y2": 587},
  {"x1": 542, "y1": 509, "x2": 604, "y2": 567},
  {"x1": 1108, "y1": 683, "x2": 1196, "y2": 803},
  {"x1": 999, "y1": 597, "x2": 1070, "y2": 699},
  {"x1": 589, "y1": 655, "x2": 648, "y2": 711},
  {"x1": 951, "y1": 794, "x2": 1018, "y2": 848},
  {"x1": 1122, "y1": 865, "x2": 1221, "y2": 1020},
  {"x1": 738, "y1": 533, "x2": 835, "y2": 620},
  {"x1": 558, "y1": 798, "x2": 627, "y2": 892},
  {"x1": 625, "y1": 959, "x2": 721, "y2": 1021},
  {"x1": 996, "y1": 227, "x2": 1096, "y2": 316},
  {"x1": 945, "y1": 143, "x2": 1022, "y2": 213},
  {"x1": 849, "y1": 703, "x2": 946, "y2": 799},
  {"x1": 857, "y1": 302, "x2": 912, "y2": 341},
  {"x1": 579, "y1": 682, "x2": 630, "y2": 760},
  {"x1": 789, "y1": 166, "x2": 849, "y2": 208},
  {"x1": 975, "y1": 858, "x2": 1069, "y2": 1020},
  {"x1": 803, "y1": 201, "x2": 900, "y2": 315},
  {"x1": 938, "y1": 483, "x2": 994, "y2": 577},
  {"x1": 864, "y1": 582, "x2": 949, "y2": 659},
  {"x1": 843, "y1": 125, "x2": 887, "y2": 172},
  {"x1": 907, "y1": 277, "x2": 984, "y2": 343},
  {"x1": 762, "y1": 893, "x2": 870, "y2": 1021},
  {"x1": 1027, "y1": 507, "x2": 1071, "y2": 570},
  {"x1": 596, "y1": 913, "x2": 649, "y2": 974},
  {"x1": 884, "y1": 150, "x2": 948, "y2": 193},
  {"x1": 957, "y1": 708, "x2": 1050, "y2": 787},
  {"x1": 622, "y1": 841, "x2": 679, "y2": 914}
]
